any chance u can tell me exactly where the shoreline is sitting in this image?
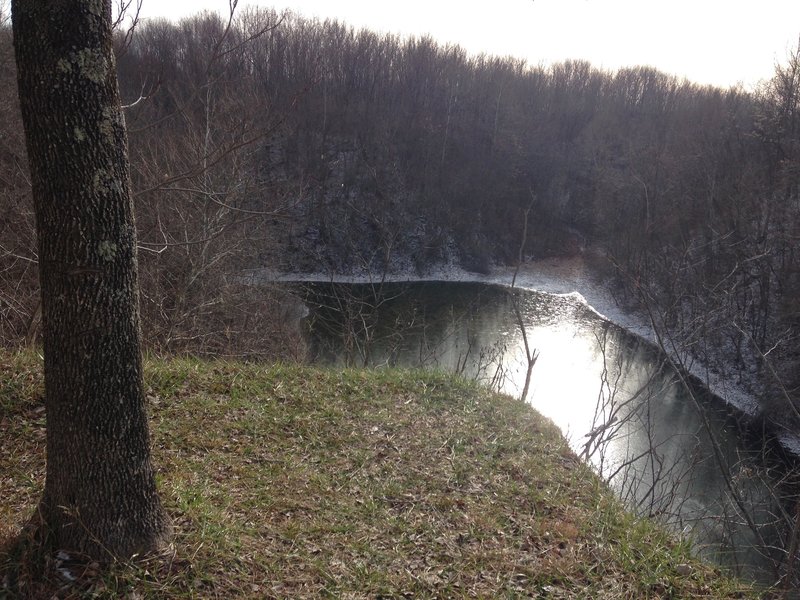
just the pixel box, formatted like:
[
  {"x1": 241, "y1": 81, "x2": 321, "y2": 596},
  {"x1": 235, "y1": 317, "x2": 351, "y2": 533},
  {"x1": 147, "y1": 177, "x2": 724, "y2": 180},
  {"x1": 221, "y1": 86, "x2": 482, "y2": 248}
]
[{"x1": 245, "y1": 255, "x2": 800, "y2": 458}]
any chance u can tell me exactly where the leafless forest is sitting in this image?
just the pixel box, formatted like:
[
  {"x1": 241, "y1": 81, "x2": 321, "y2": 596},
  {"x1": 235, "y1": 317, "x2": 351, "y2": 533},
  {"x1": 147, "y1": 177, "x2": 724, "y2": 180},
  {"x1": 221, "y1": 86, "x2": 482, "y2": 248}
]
[{"x1": 1, "y1": 8, "x2": 799, "y2": 429}]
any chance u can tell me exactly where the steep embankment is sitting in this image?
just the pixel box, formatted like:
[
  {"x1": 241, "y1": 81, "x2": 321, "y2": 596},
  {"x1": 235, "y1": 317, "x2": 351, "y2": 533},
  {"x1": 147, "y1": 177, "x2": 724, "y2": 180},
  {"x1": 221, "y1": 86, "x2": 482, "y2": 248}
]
[{"x1": 1, "y1": 352, "x2": 759, "y2": 598}]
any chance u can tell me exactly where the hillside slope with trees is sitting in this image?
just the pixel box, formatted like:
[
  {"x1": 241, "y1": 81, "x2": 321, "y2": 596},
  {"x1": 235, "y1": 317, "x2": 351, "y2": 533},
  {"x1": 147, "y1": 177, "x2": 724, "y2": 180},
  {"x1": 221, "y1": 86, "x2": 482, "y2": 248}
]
[{"x1": 0, "y1": 9, "x2": 798, "y2": 430}]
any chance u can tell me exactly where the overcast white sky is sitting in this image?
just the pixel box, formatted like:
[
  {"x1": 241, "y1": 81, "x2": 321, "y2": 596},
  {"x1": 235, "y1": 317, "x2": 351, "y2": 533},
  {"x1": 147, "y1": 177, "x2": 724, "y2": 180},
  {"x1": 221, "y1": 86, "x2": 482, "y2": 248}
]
[{"x1": 131, "y1": 0, "x2": 800, "y2": 89}]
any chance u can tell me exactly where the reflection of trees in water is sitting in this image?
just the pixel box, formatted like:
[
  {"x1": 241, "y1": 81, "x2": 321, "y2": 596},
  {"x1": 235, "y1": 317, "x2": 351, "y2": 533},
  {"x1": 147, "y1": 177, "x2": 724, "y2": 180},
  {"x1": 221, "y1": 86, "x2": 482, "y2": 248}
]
[
  {"x1": 302, "y1": 281, "x2": 514, "y2": 373},
  {"x1": 586, "y1": 325, "x2": 800, "y2": 586},
  {"x1": 302, "y1": 281, "x2": 800, "y2": 587}
]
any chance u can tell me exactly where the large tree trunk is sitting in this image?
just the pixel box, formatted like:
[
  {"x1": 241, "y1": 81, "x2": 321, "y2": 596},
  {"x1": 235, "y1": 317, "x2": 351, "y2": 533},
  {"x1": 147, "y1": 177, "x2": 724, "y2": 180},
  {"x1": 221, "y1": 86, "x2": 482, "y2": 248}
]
[{"x1": 12, "y1": 0, "x2": 170, "y2": 559}]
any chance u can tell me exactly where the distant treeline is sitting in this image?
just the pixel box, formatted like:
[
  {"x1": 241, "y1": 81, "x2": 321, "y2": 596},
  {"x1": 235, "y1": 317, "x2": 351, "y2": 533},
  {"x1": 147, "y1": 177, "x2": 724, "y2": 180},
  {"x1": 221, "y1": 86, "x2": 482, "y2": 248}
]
[{"x1": 1, "y1": 8, "x2": 798, "y2": 426}]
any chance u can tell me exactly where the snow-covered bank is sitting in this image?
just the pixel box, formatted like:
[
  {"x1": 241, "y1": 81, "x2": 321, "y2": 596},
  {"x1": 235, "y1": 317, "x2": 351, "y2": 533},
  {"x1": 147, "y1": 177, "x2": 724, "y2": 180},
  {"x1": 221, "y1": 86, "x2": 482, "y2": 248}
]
[{"x1": 246, "y1": 255, "x2": 800, "y2": 455}]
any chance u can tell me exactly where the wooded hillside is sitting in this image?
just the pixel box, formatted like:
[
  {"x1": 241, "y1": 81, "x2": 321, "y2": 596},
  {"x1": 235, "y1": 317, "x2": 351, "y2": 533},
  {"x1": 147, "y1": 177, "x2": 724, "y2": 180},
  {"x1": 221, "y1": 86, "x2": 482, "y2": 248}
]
[{"x1": 0, "y1": 8, "x2": 798, "y2": 427}]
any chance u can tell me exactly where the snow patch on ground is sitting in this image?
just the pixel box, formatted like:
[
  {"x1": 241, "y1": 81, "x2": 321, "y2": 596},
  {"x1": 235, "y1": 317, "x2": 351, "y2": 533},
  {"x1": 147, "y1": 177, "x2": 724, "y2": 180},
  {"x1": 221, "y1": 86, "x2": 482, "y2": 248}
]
[{"x1": 777, "y1": 431, "x2": 800, "y2": 456}]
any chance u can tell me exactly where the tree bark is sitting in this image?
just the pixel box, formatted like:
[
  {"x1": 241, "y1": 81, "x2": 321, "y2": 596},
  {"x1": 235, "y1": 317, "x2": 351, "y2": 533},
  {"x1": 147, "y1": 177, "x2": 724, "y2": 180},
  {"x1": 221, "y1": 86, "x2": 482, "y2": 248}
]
[{"x1": 12, "y1": 0, "x2": 170, "y2": 559}]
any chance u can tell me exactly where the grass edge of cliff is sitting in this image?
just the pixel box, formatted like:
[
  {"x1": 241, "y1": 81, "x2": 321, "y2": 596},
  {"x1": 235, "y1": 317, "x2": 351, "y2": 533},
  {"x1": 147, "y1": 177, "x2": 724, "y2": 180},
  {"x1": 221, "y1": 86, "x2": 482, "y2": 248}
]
[{"x1": 1, "y1": 351, "x2": 762, "y2": 598}]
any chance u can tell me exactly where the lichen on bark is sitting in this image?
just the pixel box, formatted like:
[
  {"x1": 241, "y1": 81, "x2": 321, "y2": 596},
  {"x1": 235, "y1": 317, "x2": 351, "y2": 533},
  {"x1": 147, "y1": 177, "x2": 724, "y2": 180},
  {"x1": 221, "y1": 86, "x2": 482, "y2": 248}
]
[{"x1": 11, "y1": 0, "x2": 171, "y2": 562}]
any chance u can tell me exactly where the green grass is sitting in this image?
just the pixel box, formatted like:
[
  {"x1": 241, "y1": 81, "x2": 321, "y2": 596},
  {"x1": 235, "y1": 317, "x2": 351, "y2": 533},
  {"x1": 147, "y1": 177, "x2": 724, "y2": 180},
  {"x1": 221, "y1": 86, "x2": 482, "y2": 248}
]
[{"x1": 1, "y1": 350, "x2": 760, "y2": 598}]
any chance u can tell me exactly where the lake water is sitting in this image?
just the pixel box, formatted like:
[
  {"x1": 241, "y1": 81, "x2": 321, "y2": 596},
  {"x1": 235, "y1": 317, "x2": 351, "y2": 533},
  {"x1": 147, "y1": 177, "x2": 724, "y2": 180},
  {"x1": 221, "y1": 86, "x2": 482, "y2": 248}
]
[{"x1": 298, "y1": 280, "x2": 798, "y2": 587}]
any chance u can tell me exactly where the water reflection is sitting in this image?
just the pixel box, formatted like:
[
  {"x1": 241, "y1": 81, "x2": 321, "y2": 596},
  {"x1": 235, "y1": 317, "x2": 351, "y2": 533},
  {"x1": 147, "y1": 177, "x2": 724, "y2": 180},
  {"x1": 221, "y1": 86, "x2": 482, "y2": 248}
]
[{"x1": 300, "y1": 281, "x2": 796, "y2": 585}]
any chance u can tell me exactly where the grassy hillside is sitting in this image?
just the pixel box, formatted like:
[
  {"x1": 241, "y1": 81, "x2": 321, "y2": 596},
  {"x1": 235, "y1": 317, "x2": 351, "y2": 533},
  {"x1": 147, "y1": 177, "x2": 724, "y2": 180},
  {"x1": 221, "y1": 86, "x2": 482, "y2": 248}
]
[{"x1": 1, "y1": 351, "x2": 758, "y2": 598}]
